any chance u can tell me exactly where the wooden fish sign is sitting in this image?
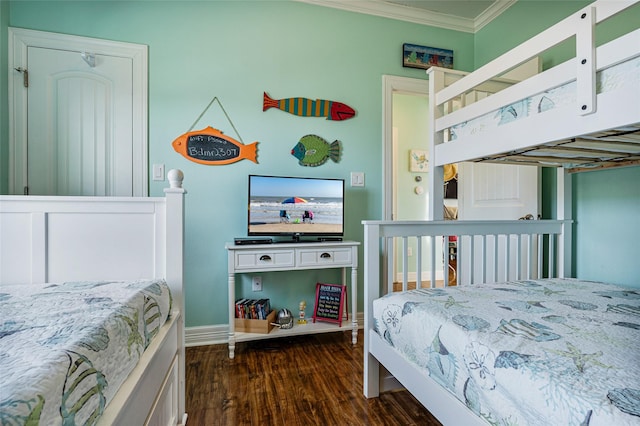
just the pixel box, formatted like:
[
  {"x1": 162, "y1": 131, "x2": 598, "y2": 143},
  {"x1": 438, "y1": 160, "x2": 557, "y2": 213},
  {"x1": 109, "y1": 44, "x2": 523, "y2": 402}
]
[
  {"x1": 263, "y1": 92, "x2": 355, "y2": 121},
  {"x1": 172, "y1": 126, "x2": 258, "y2": 165}
]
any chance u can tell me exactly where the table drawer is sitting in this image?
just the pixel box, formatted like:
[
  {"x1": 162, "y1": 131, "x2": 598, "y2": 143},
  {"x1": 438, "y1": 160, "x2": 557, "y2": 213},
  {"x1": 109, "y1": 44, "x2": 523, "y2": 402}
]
[
  {"x1": 297, "y1": 248, "x2": 352, "y2": 267},
  {"x1": 235, "y1": 250, "x2": 295, "y2": 270}
]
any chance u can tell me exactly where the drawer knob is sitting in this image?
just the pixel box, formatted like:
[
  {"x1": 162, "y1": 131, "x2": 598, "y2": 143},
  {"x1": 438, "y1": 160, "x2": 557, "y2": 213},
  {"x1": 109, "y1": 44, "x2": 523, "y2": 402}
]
[
  {"x1": 320, "y1": 252, "x2": 331, "y2": 259},
  {"x1": 259, "y1": 255, "x2": 272, "y2": 261}
]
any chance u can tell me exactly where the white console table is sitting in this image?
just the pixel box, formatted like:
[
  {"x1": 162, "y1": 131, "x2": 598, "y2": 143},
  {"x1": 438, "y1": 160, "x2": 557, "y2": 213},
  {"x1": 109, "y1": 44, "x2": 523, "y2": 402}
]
[{"x1": 226, "y1": 241, "x2": 359, "y2": 359}]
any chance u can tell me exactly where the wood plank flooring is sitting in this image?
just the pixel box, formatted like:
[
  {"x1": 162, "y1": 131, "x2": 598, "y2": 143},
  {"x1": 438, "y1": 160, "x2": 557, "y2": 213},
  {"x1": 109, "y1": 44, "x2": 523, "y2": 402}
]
[{"x1": 186, "y1": 330, "x2": 442, "y2": 425}]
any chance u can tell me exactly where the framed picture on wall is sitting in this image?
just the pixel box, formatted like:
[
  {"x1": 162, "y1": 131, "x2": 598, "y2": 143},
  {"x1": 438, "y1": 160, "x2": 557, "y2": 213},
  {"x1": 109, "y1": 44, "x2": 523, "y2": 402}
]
[
  {"x1": 403, "y1": 43, "x2": 454, "y2": 70},
  {"x1": 409, "y1": 149, "x2": 428, "y2": 172}
]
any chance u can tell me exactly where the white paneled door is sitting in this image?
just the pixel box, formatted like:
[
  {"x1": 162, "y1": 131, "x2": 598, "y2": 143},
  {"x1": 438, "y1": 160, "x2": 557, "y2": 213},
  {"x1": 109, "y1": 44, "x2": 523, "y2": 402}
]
[
  {"x1": 458, "y1": 162, "x2": 539, "y2": 220},
  {"x1": 9, "y1": 28, "x2": 148, "y2": 196},
  {"x1": 27, "y1": 47, "x2": 132, "y2": 196},
  {"x1": 458, "y1": 162, "x2": 540, "y2": 283}
]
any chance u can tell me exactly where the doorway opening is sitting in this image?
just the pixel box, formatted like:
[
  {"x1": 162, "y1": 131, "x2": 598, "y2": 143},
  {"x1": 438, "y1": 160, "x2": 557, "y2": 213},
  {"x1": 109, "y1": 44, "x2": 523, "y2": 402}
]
[{"x1": 382, "y1": 75, "x2": 441, "y2": 289}]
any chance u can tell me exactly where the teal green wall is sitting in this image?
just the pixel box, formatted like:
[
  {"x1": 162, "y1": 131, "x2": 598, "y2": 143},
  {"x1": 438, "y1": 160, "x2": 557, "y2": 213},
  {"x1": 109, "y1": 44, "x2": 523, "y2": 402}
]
[
  {"x1": 0, "y1": 1, "x2": 8, "y2": 195},
  {"x1": 2, "y1": 1, "x2": 638, "y2": 330},
  {"x1": 4, "y1": 0, "x2": 473, "y2": 327},
  {"x1": 573, "y1": 167, "x2": 640, "y2": 287}
]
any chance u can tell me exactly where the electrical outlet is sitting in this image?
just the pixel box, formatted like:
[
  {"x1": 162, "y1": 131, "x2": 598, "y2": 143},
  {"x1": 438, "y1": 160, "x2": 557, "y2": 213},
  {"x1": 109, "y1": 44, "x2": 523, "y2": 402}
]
[
  {"x1": 407, "y1": 247, "x2": 413, "y2": 257},
  {"x1": 252, "y1": 276, "x2": 262, "y2": 292}
]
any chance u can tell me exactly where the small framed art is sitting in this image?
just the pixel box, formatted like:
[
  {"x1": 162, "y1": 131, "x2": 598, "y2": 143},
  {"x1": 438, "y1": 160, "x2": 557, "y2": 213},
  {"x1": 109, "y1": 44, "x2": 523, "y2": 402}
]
[
  {"x1": 403, "y1": 43, "x2": 453, "y2": 70},
  {"x1": 409, "y1": 149, "x2": 428, "y2": 172}
]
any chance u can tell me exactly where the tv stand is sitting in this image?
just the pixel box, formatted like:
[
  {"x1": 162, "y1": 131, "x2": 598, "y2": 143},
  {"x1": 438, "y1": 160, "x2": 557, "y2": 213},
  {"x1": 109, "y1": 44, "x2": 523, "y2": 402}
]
[{"x1": 225, "y1": 240, "x2": 359, "y2": 359}]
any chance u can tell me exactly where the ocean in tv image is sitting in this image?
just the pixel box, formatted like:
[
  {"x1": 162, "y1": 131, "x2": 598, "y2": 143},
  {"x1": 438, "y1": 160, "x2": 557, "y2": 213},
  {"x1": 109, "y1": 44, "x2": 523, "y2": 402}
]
[{"x1": 248, "y1": 176, "x2": 344, "y2": 235}]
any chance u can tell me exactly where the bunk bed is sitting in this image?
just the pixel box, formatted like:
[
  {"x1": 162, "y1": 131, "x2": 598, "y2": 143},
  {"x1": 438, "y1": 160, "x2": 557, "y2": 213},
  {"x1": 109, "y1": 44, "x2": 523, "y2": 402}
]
[
  {"x1": 363, "y1": 1, "x2": 639, "y2": 425},
  {"x1": 0, "y1": 170, "x2": 187, "y2": 426}
]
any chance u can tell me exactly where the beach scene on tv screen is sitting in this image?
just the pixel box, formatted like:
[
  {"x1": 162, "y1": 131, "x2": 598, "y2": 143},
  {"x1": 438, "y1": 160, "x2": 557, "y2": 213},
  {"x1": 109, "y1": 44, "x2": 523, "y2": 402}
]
[{"x1": 248, "y1": 176, "x2": 343, "y2": 234}]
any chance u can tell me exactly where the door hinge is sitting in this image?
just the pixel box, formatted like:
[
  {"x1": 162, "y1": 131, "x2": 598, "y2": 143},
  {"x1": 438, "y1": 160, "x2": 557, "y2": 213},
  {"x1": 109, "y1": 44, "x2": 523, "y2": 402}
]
[
  {"x1": 15, "y1": 67, "x2": 28, "y2": 87},
  {"x1": 24, "y1": 186, "x2": 29, "y2": 195}
]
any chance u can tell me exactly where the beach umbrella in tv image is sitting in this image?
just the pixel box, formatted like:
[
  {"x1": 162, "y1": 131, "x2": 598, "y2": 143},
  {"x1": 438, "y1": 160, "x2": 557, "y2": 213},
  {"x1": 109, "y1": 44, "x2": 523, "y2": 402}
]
[
  {"x1": 281, "y1": 197, "x2": 311, "y2": 223},
  {"x1": 281, "y1": 197, "x2": 307, "y2": 204}
]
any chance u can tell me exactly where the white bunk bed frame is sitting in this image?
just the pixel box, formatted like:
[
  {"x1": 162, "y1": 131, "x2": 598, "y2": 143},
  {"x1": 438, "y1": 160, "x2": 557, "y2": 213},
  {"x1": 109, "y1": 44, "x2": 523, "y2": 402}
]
[
  {"x1": 363, "y1": 1, "x2": 639, "y2": 425},
  {"x1": 0, "y1": 170, "x2": 187, "y2": 426},
  {"x1": 363, "y1": 219, "x2": 569, "y2": 425}
]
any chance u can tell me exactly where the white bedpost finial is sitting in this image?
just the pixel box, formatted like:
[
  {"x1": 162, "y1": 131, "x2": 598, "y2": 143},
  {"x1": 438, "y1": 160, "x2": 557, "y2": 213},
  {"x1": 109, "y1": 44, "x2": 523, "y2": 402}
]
[{"x1": 167, "y1": 169, "x2": 184, "y2": 189}]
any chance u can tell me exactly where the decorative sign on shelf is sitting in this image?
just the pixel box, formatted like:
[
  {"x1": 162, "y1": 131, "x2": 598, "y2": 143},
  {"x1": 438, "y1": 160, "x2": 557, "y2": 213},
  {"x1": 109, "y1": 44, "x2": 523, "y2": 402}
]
[
  {"x1": 263, "y1": 92, "x2": 356, "y2": 121},
  {"x1": 172, "y1": 126, "x2": 258, "y2": 165},
  {"x1": 291, "y1": 134, "x2": 341, "y2": 167},
  {"x1": 313, "y1": 283, "x2": 347, "y2": 325}
]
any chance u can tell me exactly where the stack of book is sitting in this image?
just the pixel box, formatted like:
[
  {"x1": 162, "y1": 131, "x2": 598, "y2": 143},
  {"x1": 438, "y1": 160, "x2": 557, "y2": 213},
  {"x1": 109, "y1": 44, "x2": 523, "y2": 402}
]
[{"x1": 235, "y1": 298, "x2": 271, "y2": 320}]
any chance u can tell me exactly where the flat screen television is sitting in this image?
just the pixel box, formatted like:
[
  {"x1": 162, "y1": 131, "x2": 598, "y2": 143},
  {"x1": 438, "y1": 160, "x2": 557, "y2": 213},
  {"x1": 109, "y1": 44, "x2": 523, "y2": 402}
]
[{"x1": 247, "y1": 175, "x2": 344, "y2": 241}]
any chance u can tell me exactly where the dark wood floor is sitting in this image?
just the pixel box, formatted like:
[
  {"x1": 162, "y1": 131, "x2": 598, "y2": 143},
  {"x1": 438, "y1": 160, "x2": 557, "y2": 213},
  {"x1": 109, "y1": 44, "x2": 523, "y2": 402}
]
[{"x1": 185, "y1": 330, "x2": 442, "y2": 425}]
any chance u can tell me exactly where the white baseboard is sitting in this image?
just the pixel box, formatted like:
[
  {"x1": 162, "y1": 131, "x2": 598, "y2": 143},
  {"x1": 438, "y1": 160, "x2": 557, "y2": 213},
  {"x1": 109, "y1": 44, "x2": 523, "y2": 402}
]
[
  {"x1": 185, "y1": 312, "x2": 364, "y2": 347},
  {"x1": 184, "y1": 324, "x2": 228, "y2": 347}
]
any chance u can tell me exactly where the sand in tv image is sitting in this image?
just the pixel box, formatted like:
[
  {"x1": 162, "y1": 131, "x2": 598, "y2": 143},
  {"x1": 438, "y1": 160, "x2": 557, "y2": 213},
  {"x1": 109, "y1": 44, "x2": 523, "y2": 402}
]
[{"x1": 248, "y1": 176, "x2": 343, "y2": 235}]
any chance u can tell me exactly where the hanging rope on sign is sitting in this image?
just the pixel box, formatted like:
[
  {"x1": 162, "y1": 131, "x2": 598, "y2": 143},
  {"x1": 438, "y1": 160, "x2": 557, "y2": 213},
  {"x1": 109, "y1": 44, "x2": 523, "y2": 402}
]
[
  {"x1": 171, "y1": 96, "x2": 259, "y2": 166},
  {"x1": 188, "y1": 96, "x2": 244, "y2": 143}
]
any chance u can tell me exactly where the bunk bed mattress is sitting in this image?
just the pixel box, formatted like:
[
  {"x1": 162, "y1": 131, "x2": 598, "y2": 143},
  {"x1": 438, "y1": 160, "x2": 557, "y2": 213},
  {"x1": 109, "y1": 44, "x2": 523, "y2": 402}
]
[
  {"x1": 0, "y1": 279, "x2": 172, "y2": 425},
  {"x1": 373, "y1": 278, "x2": 640, "y2": 425},
  {"x1": 450, "y1": 57, "x2": 640, "y2": 141}
]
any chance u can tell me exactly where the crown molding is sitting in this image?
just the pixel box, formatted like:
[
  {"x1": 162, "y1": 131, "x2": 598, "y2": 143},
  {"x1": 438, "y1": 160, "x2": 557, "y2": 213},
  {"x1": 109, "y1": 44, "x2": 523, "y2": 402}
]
[
  {"x1": 474, "y1": 0, "x2": 517, "y2": 32},
  {"x1": 294, "y1": 0, "x2": 516, "y2": 33}
]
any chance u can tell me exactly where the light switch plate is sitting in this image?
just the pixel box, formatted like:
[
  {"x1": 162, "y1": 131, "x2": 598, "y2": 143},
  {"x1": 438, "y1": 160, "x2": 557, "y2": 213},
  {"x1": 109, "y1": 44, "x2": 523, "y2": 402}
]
[
  {"x1": 350, "y1": 172, "x2": 364, "y2": 187},
  {"x1": 153, "y1": 164, "x2": 165, "y2": 181}
]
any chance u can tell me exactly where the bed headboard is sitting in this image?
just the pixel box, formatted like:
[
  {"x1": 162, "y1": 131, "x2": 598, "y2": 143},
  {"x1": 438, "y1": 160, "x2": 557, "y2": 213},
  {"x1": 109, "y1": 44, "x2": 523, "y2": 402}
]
[
  {"x1": 0, "y1": 170, "x2": 185, "y2": 294},
  {"x1": 363, "y1": 219, "x2": 570, "y2": 294}
]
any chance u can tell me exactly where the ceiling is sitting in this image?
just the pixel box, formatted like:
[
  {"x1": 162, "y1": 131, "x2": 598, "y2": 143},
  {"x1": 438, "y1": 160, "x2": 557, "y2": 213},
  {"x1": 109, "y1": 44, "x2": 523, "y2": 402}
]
[{"x1": 295, "y1": 0, "x2": 517, "y2": 33}]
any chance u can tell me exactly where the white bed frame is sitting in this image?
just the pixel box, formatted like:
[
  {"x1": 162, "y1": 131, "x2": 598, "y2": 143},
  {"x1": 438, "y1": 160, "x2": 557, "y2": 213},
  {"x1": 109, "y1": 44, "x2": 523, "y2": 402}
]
[
  {"x1": 363, "y1": 1, "x2": 639, "y2": 425},
  {"x1": 0, "y1": 169, "x2": 187, "y2": 426},
  {"x1": 362, "y1": 220, "x2": 568, "y2": 425}
]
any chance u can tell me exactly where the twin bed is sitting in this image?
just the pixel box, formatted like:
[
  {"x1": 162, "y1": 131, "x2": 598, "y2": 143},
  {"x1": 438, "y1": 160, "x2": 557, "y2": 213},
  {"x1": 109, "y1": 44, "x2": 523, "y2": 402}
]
[
  {"x1": 0, "y1": 170, "x2": 187, "y2": 425},
  {"x1": 363, "y1": 1, "x2": 639, "y2": 425}
]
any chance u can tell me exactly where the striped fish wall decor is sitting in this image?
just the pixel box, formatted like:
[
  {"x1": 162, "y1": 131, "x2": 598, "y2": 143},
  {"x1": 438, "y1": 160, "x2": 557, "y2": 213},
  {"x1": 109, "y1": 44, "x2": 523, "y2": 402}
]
[{"x1": 263, "y1": 92, "x2": 355, "y2": 121}]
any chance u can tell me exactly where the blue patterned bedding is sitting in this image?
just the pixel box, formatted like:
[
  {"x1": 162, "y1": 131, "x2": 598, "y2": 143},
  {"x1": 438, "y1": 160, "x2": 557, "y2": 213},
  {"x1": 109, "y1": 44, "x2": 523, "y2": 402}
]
[
  {"x1": 449, "y1": 57, "x2": 640, "y2": 142},
  {"x1": 373, "y1": 278, "x2": 640, "y2": 425},
  {"x1": 0, "y1": 279, "x2": 172, "y2": 425}
]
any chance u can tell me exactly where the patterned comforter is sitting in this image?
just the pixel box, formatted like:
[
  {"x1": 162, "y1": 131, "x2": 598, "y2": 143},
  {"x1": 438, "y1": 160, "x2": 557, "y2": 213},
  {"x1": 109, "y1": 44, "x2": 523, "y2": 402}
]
[
  {"x1": 0, "y1": 279, "x2": 172, "y2": 425},
  {"x1": 449, "y1": 57, "x2": 640, "y2": 147},
  {"x1": 373, "y1": 278, "x2": 640, "y2": 425}
]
